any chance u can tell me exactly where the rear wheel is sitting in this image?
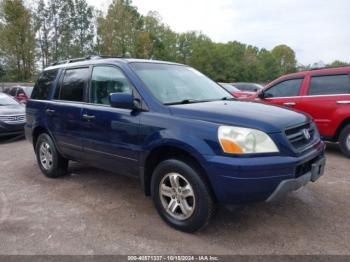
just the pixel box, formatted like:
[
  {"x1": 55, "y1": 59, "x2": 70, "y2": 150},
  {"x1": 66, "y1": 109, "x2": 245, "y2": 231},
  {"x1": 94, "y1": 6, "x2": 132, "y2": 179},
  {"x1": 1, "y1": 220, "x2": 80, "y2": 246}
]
[
  {"x1": 35, "y1": 133, "x2": 68, "y2": 178},
  {"x1": 339, "y1": 125, "x2": 350, "y2": 158},
  {"x1": 151, "y1": 159, "x2": 214, "y2": 233}
]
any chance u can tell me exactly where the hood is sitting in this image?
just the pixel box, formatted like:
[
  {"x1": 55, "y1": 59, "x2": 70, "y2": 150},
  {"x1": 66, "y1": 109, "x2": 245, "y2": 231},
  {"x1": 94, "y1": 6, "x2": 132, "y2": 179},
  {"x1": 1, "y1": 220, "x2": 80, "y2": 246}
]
[
  {"x1": 169, "y1": 100, "x2": 309, "y2": 133},
  {"x1": 0, "y1": 104, "x2": 25, "y2": 116}
]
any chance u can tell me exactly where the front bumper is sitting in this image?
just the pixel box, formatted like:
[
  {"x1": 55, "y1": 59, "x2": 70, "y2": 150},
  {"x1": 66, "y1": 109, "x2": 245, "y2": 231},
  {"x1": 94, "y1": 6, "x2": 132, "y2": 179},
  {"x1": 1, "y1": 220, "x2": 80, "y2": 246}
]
[
  {"x1": 0, "y1": 122, "x2": 25, "y2": 137},
  {"x1": 205, "y1": 140, "x2": 325, "y2": 204},
  {"x1": 266, "y1": 156, "x2": 326, "y2": 202}
]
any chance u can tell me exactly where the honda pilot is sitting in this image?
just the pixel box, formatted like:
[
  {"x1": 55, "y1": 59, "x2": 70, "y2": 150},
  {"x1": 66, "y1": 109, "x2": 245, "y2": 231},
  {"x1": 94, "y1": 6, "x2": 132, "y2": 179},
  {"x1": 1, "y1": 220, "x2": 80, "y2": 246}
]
[{"x1": 25, "y1": 57, "x2": 326, "y2": 232}]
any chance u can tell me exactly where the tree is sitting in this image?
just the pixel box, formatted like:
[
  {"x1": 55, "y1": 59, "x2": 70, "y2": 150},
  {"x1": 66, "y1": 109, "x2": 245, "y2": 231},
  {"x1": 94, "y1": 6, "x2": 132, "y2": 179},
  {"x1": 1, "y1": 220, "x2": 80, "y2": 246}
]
[
  {"x1": 140, "y1": 11, "x2": 177, "y2": 60},
  {"x1": 96, "y1": 0, "x2": 142, "y2": 57},
  {"x1": 34, "y1": 0, "x2": 51, "y2": 68},
  {"x1": 271, "y1": 44, "x2": 297, "y2": 75},
  {"x1": 69, "y1": 0, "x2": 95, "y2": 58},
  {"x1": 241, "y1": 45, "x2": 259, "y2": 81},
  {"x1": 34, "y1": 0, "x2": 95, "y2": 66},
  {"x1": 0, "y1": 0, "x2": 36, "y2": 81},
  {"x1": 0, "y1": 0, "x2": 300, "y2": 83},
  {"x1": 328, "y1": 60, "x2": 350, "y2": 67},
  {"x1": 135, "y1": 31, "x2": 152, "y2": 58},
  {"x1": 176, "y1": 31, "x2": 199, "y2": 64},
  {"x1": 256, "y1": 48, "x2": 279, "y2": 82}
]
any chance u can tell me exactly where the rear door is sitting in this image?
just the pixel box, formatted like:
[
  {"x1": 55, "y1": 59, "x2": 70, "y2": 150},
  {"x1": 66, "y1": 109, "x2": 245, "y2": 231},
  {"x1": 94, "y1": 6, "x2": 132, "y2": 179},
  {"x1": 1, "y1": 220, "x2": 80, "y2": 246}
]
[
  {"x1": 297, "y1": 72, "x2": 350, "y2": 138},
  {"x1": 80, "y1": 65, "x2": 141, "y2": 176},
  {"x1": 260, "y1": 77, "x2": 305, "y2": 111},
  {"x1": 46, "y1": 67, "x2": 90, "y2": 159}
]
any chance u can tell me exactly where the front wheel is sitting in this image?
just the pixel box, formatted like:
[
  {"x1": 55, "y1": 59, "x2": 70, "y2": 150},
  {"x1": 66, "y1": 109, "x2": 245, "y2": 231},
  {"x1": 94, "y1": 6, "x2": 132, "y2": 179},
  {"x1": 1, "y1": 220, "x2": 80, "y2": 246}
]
[
  {"x1": 35, "y1": 133, "x2": 68, "y2": 178},
  {"x1": 151, "y1": 159, "x2": 214, "y2": 233},
  {"x1": 339, "y1": 125, "x2": 350, "y2": 158}
]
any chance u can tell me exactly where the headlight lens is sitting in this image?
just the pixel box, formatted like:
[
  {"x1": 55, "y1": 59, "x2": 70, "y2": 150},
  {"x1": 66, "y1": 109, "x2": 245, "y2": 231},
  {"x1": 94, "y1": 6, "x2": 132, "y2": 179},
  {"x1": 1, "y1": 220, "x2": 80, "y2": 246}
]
[{"x1": 218, "y1": 126, "x2": 279, "y2": 154}]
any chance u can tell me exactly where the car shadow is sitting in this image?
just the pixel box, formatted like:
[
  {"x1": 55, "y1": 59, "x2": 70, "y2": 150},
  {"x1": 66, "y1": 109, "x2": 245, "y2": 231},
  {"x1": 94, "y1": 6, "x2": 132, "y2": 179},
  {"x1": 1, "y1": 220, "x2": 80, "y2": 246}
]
[
  {"x1": 324, "y1": 142, "x2": 347, "y2": 158},
  {"x1": 53, "y1": 161, "x2": 326, "y2": 239},
  {"x1": 0, "y1": 134, "x2": 25, "y2": 145}
]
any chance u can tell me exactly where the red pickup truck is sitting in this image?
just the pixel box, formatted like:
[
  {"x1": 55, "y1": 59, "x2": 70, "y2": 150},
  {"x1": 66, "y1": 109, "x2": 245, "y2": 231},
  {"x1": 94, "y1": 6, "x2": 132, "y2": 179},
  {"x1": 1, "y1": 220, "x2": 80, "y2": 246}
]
[{"x1": 255, "y1": 67, "x2": 350, "y2": 157}]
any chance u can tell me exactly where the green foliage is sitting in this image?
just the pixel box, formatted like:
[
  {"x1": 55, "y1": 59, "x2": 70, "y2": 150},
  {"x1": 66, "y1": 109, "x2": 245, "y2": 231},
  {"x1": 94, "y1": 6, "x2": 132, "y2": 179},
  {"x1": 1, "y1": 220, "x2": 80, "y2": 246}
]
[
  {"x1": 328, "y1": 60, "x2": 350, "y2": 67},
  {"x1": 94, "y1": 2, "x2": 297, "y2": 83},
  {"x1": 34, "y1": 0, "x2": 95, "y2": 67},
  {"x1": 3, "y1": 0, "x2": 348, "y2": 83},
  {"x1": 96, "y1": 0, "x2": 142, "y2": 57},
  {"x1": 0, "y1": 0, "x2": 36, "y2": 81},
  {"x1": 271, "y1": 44, "x2": 297, "y2": 75},
  {"x1": 137, "y1": 11, "x2": 177, "y2": 60}
]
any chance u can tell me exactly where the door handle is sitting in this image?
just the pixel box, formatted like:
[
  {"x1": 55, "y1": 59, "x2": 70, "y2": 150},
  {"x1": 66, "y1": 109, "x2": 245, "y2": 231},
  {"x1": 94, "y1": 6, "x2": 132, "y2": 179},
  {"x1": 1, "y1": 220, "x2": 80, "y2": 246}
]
[
  {"x1": 45, "y1": 109, "x2": 55, "y2": 116},
  {"x1": 336, "y1": 100, "x2": 350, "y2": 104},
  {"x1": 82, "y1": 114, "x2": 96, "y2": 121},
  {"x1": 283, "y1": 102, "x2": 296, "y2": 106}
]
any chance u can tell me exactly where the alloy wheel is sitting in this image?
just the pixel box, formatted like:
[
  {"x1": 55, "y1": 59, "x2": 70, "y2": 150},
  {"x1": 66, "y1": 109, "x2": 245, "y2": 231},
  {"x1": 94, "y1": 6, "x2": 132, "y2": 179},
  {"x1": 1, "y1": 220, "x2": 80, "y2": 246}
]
[
  {"x1": 159, "y1": 173, "x2": 195, "y2": 220},
  {"x1": 39, "y1": 142, "x2": 53, "y2": 170}
]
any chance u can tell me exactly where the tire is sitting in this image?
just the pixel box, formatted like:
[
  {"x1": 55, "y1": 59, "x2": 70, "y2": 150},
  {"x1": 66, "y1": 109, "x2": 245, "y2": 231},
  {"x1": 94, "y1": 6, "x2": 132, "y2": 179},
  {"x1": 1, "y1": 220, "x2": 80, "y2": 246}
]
[
  {"x1": 35, "y1": 133, "x2": 68, "y2": 178},
  {"x1": 339, "y1": 125, "x2": 350, "y2": 158},
  {"x1": 151, "y1": 159, "x2": 214, "y2": 233}
]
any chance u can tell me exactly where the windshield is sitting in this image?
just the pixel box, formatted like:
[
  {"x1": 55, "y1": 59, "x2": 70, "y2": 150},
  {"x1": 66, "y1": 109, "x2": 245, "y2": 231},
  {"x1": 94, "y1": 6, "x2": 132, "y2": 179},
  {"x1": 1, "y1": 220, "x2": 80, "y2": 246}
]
[
  {"x1": 131, "y1": 63, "x2": 231, "y2": 104},
  {"x1": 234, "y1": 83, "x2": 263, "y2": 92},
  {"x1": 23, "y1": 86, "x2": 33, "y2": 97},
  {"x1": 219, "y1": 83, "x2": 239, "y2": 93},
  {"x1": 0, "y1": 93, "x2": 19, "y2": 106}
]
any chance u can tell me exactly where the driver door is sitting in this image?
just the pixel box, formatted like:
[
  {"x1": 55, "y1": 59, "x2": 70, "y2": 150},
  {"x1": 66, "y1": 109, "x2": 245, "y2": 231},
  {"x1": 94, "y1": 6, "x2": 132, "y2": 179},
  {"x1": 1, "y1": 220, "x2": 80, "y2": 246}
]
[
  {"x1": 81, "y1": 65, "x2": 141, "y2": 176},
  {"x1": 260, "y1": 77, "x2": 305, "y2": 112}
]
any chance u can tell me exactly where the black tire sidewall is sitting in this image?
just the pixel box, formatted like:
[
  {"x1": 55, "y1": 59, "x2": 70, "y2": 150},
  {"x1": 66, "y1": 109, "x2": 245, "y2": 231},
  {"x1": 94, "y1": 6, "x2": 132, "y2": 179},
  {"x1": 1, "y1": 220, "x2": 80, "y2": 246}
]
[
  {"x1": 35, "y1": 133, "x2": 64, "y2": 178},
  {"x1": 151, "y1": 159, "x2": 213, "y2": 233},
  {"x1": 339, "y1": 125, "x2": 350, "y2": 157}
]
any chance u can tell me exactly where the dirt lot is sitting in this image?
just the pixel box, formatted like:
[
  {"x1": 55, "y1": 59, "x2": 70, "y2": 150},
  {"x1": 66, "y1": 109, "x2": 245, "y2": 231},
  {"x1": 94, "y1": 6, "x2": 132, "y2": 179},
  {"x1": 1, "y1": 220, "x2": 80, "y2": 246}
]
[{"x1": 0, "y1": 137, "x2": 349, "y2": 255}]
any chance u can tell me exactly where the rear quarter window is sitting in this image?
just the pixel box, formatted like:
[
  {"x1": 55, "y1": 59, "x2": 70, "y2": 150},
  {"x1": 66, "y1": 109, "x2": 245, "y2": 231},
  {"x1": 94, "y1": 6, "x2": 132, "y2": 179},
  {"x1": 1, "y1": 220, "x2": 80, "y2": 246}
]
[
  {"x1": 31, "y1": 70, "x2": 59, "y2": 100},
  {"x1": 308, "y1": 74, "x2": 350, "y2": 95},
  {"x1": 9, "y1": 88, "x2": 17, "y2": 96}
]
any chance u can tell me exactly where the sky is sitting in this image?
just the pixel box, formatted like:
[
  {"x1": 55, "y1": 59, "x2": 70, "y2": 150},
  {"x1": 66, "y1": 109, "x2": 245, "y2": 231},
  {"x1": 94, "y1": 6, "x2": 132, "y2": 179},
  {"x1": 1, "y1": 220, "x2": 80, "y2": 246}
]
[{"x1": 87, "y1": 0, "x2": 350, "y2": 65}]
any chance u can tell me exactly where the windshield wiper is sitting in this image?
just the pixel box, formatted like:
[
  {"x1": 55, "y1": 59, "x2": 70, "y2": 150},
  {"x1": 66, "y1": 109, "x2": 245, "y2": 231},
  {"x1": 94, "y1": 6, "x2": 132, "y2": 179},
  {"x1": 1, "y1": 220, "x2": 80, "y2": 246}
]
[
  {"x1": 220, "y1": 96, "x2": 236, "y2": 101},
  {"x1": 165, "y1": 99, "x2": 209, "y2": 105},
  {"x1": 165, "y1": 97, "x2": 235, "y2": 105}
]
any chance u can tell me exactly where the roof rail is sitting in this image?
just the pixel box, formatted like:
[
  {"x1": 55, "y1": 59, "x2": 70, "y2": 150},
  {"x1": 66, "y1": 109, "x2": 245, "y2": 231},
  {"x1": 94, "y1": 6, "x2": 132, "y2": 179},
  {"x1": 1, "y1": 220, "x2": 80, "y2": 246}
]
[
  {"x1": 310, "y1": 67, "x2": 326, "y2": 71},
  {"x1": 50, "y1": 55, "x2": 125, "y2": 66}
]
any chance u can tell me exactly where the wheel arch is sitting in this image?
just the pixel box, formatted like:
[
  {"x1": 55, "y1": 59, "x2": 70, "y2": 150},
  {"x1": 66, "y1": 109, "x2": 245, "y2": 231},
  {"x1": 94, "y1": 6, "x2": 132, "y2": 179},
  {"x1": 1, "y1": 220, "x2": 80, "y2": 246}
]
[
  {"x1": 141, "y1": 144, "x2": 217, "y2": 202},
  {"x1": 335, "y1": 117, "x2": 350, "y2": 141},
  {"x1": 32, "y1": 126, "x2": 49, "y2": 148},
  {"x1": 32, "y1": 126, "x2": 63, "y2": 156}
]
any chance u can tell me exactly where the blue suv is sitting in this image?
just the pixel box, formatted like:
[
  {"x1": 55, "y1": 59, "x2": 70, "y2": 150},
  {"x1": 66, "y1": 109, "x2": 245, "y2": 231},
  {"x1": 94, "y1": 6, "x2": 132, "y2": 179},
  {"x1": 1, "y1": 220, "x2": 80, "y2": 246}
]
[{"x1": 26, "y1": 57, "x2": 326, "y2": 232}]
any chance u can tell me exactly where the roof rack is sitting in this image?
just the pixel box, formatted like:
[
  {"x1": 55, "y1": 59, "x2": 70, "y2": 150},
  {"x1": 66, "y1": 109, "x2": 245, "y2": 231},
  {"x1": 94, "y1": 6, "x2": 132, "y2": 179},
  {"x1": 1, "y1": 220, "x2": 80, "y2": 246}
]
[{"x1": 50, "y1": 55, "x2": 125, "y2": 66}]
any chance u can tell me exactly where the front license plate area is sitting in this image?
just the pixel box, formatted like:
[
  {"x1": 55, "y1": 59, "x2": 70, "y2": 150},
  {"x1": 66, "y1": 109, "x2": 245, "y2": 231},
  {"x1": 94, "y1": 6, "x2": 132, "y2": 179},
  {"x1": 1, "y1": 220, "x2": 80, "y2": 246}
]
[{"x1": 311, "y1": 157, "x2": 326, "y2": 182}]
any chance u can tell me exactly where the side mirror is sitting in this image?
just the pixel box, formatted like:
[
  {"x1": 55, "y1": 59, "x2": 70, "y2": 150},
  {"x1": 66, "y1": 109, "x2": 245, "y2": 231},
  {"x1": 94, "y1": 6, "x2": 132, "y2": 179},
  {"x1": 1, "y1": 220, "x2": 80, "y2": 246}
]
[
  {"x1": 109, "y1": 93, "x2": 138, "y2": 110},
  {"x1": 257, "y1": 90, "x2": 265, "y2": 99}
]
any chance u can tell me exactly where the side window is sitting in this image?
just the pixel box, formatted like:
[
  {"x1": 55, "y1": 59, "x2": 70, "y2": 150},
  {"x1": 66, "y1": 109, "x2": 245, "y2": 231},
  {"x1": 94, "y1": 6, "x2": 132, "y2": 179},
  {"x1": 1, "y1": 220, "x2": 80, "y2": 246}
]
[
  {"x1": 90, "y1": 66, "x2": 132, "y2": 105},
  {"x1": 9, "y1": 88, "x2": 17, "y2": 96},
  {"x1": 264, "y1": 78, "x2": 303, "y2": 98},
  {"x1": 57, "y1": 68, "x2": 90, "y2": 102},
  {"x1": 308, "y1": 74, "x2": 350, "y2": 95},
  {"x1": 31, "y1": 70, "x2": 59, "y2": 100},
  {"x1": 17, "y1": 88, "x2": 25, "y2": 95}
]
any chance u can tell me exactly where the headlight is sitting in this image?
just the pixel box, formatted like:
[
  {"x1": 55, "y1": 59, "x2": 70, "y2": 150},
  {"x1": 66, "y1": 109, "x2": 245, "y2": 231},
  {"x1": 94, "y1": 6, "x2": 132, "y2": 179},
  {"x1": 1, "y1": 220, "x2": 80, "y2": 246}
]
[{"x1": 218, "y1": 126, "x2": 279, "y2": 154}]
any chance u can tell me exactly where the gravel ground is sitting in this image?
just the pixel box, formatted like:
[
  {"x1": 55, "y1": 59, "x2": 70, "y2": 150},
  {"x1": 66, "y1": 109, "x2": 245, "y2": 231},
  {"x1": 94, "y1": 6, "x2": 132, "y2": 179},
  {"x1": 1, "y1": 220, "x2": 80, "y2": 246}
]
[{"x1": 0, "y1": 137, "x2": 349, "y2": 255}]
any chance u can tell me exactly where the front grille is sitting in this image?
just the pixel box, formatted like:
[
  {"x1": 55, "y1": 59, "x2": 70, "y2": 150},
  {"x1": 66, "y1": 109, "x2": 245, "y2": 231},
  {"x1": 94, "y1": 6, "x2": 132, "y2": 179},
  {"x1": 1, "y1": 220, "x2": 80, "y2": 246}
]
[
  {"x1": 0, "y1": 115, "x2": 26, "y2": 124},
  {"x1": 285, "y1": 123, "x2": 315, "y2": 152}
]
